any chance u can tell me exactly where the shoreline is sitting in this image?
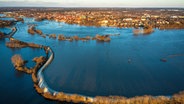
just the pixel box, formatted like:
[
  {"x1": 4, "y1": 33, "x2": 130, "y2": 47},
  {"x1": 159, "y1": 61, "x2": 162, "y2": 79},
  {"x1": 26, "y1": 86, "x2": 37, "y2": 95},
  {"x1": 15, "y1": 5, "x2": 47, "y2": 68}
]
[
  {"x1": 3, "y1": 8, "x2": 183, "y2": 30},
  {"x1": 3, "y1": 20, "x2": 184, "y2": 103}
]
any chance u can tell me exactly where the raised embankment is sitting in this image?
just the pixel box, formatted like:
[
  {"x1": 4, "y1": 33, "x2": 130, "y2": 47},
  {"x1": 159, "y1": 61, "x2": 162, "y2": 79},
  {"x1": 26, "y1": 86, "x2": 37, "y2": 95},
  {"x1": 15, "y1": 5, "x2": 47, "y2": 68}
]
[
  {"x1": 7, "y1": 25, "x2": 184, "y2": 104},
  {"x1": 8, "y1": 27, "x2": 17, "y2": 37},
  {"x1": 36, "y1": 47, "x2": 94, "y2": 103},
  {"x1": 26, "y1": 47, "x2": 184, "y2": 104},
  {"x1": 7, "y1": 26, "x2": 94, "y2": 103},
  {"x1": 2, "y1": 27, "x2": 17, "y2": 38}
]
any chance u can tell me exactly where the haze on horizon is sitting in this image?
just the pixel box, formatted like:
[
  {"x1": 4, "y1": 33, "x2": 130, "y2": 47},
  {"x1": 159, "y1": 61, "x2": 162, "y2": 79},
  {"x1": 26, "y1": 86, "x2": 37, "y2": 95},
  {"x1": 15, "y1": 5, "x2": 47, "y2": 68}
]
[{"x1": 0, "y1": 0, "x2": 184, "y2": 7}]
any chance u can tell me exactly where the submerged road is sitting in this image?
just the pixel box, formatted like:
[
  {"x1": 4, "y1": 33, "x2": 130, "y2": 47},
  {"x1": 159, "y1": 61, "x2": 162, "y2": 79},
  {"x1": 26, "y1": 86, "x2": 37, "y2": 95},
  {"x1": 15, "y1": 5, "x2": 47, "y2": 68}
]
[
  {"x1": 6, "y1": 22, "x2": 184, "y2": 104},
  {"x1": 37, "y1": 47, "x2": 94, "y2": 103},
  {"x1": 8, "y1": 26, "x2": 94, "y2": 103}
]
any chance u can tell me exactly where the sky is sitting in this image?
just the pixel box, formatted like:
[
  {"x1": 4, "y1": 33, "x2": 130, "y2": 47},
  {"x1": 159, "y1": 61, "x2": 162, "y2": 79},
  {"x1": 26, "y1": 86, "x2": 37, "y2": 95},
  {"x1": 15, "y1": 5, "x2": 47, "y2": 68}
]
[{"x1": 0, "y1": 0, "x2": 184, "y2": 7}]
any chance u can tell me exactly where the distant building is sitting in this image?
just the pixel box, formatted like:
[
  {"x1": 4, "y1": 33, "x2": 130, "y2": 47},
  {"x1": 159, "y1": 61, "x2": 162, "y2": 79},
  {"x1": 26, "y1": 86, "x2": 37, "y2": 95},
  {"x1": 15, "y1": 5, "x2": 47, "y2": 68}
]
[{"x1": 123, "y1": 18, "x2": 132, "y2": 21}]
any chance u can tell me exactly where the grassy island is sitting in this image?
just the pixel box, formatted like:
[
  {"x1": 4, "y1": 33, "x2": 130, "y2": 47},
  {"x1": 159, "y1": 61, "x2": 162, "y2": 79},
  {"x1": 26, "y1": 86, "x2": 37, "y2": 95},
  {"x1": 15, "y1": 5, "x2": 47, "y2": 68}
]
[{"x1": 1, "y1": 7, "x2": 184, "y2": 104}]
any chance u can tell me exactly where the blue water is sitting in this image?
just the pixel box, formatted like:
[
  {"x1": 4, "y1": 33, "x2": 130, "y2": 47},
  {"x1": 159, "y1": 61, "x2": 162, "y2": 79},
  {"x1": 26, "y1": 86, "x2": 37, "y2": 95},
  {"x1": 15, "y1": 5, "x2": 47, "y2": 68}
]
[
  {"x1": 42, "y1": 28, "x2": 184, "y2": 97},
  {"x1": 21, "y1": 20, "x2": 184, "y2": 97},
  {"x1": 0, "y1": 17, "x2": 15, "y2": 21},
  {"x1": 0, "y1": 27, "x2": 12, "y2": 33},
  {"x1": 0, "y1": 14, "x2": 5, "y2": 17},
  {"x1": 0, "y1": 24, "x2": 55, "y2": 103},
  {"x1": 1, "y1": 18, "x2": 184, "y2": 104}
]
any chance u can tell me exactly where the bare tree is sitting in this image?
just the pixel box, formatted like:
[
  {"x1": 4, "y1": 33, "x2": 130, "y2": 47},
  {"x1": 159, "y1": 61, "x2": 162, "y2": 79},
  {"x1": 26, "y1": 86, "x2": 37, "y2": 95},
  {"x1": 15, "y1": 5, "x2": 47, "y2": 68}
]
[{"x1": 11, "y1": 54, "x2": 25, "y2": 67}]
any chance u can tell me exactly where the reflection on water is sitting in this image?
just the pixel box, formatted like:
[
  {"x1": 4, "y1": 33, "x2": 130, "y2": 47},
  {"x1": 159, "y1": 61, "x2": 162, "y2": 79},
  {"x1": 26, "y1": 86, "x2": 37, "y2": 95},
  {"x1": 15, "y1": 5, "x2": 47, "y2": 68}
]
[
  {"x1": 1, "y1": 18, "x2": 184, "y2": 101},
  {"x1": 27, "y1": 20, "x2": 184, "y2": 97},
  {"x1": 15, "y1": 71, "x2": 25, "y2": 78},
  {"x1": 0, "y1": 38, "x2": 54, "y2": 104}
]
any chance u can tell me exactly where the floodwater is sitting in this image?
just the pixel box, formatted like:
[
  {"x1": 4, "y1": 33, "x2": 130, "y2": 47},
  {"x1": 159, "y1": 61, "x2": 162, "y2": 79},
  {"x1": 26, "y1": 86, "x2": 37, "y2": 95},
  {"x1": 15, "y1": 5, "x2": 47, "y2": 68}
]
[
  {"x1": 1, "y1": 17, "x2": 184, "y2": 103},
  {"x1": 0, "y1": 38, "x2": 53, "y2": 104},
  {"x1": 40, "y1": 22, "x2": 184, "y2": 97},
  {"x1": 0, "y1": 19, "x2": 54, "y2": 104}
]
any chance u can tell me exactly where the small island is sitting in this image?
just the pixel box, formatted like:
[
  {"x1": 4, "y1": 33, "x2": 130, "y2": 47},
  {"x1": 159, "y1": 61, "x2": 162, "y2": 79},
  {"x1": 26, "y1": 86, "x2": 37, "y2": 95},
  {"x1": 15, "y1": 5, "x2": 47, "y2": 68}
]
[{"x1": 1, "y1": 7, "x2": 184, "y2": 104}]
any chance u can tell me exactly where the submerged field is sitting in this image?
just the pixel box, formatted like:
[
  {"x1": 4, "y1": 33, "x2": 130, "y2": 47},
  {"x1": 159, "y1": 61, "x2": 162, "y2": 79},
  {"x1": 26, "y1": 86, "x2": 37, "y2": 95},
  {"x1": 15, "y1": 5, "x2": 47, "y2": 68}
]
[{"x1": 1, "y1": 17, "x2": 184, "y2": 103}]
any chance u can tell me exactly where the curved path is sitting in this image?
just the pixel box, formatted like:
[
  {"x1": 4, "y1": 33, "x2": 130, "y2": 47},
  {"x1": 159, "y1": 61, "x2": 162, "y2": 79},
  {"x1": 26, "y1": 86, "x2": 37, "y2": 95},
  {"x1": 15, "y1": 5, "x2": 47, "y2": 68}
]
[
  {"x1": 36, "y1": 47, "x2": 94, "y2": 103},
  {"x1": 6, "y1": 24, "x2": 184, "y2": 104},
  {"x1": 8, "y1": 26, "x2": 94, "y2": 103},
  {"x1": 8, "y1": 27, "x2": 17, "y2": 37},
  {"x1": 2, "y1": 27, "x2": 17, "y2": 38}
]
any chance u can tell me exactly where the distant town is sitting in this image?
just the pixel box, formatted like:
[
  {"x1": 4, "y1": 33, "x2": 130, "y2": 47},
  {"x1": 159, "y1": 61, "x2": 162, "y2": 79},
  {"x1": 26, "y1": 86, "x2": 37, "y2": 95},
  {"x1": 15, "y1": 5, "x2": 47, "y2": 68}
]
[
  {"x1": 0, "y1": 8, "x2": 184, "y2": 29},
  {"x1": 1, "y1": 7, "x2": 184, "y2": 104}
]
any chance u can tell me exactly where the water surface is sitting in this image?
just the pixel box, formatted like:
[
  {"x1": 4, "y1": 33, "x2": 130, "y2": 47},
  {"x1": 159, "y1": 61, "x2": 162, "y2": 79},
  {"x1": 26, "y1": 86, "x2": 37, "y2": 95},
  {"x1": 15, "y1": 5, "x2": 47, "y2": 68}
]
[
  {"x1": 1, "y1": 18, "x2": 184, "y2": 101},
  {"x1": 27, "y1": 20, "x2": 184, "y2": 97},
  {"x1": 0, "y1": 27, "x2": 55, "y2": 104}
]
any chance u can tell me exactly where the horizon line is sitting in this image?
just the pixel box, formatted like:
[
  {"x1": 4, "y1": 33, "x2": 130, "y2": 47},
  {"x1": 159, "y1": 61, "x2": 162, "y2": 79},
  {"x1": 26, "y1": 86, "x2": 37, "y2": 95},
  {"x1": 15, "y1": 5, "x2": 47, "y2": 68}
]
[{"x1": 0, "y1": 6, "x2": 184, "y2": 8}]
